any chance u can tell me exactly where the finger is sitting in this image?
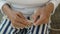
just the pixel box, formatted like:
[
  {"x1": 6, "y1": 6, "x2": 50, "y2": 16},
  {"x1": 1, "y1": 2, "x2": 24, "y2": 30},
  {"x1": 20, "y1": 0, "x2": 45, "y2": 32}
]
[
  {"x1": 32, "y1": 8, "x2": 41, "y2": 22},
  {"x1": 32, "y1": 13, "x2": 40, "y2": 22},
  {"x1": 33, "y1": 15, "x2": 47, "y2": 26},
  {"x1": 16, "y1": 12, "x2": 25, "y2": 19},
  {"x1": 12, "y1": 21, "x2": 25, "y2": 29},
  {"x1": 43, "y1": 18, "x2": 49, "y2": 24},
  {"x1": 15, "y1": 13, "x2": 32, "y2": 26},
  {"x1": 15, "y1": 15, "x2": 29, "y2": 26},
  {"x1": 12, "y1": 23, "x2": 24, "y2": 29},
  {"x1": 37, "y1": 15, "x2": 50, "y2": 25}
]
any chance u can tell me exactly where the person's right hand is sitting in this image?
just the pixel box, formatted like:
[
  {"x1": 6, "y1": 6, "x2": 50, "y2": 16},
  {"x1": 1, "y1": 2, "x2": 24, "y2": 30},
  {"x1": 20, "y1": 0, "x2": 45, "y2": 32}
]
[{"x1": 2, "y1": 4, "x2": 32, "y2": 29}]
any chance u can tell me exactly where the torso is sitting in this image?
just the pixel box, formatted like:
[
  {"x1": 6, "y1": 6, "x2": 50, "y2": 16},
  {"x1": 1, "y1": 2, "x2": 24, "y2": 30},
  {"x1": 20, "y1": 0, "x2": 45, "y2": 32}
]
[
  {"x1": 6, "y1": 0, "x2": 49, "y2": 7},
  {"x1": 6, "y1": 0, "x2": 50, "y2": 17}
]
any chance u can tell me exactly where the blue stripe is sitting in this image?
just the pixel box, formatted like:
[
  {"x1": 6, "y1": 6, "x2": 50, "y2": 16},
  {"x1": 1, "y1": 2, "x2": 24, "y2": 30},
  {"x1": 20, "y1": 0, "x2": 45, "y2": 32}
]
[
  {"x1": 31, "y1": 26, "x2": 35, "y2": 34},
  {"x1": 0, "y1": 19, "x2": 7, "y2": 31},
  {"x1": 36, "y1": 25, "x2": 40, "y2": 34},
  {"x1": 26, "y1": 27, "x2": 31, "y2": 34},
  {"x1": 13, "y1": 28, "x2": 18, "y2": 34},
  {"x1": 16, "y1": 29, "x2": 21, "y2": 34},
  {"x1": 29, "y1": 27, "x2": 31, "y2": 30},
  {"x1": 8, "y1": 27, "x2": 13, "y2": 34},
  {"x1": 17, "y1": 29, "x2": 23, "y2": 34},
  {"x1": 21, "y1": 29, "x2": 24, "y2": 34},
  {"x1": 23, "y1": 28, "x2": 27, "y2": 34},
  {"x1": 18, "y1": 28, "x2": 27, "y2": 34},
  {"x1": 41, "y1": 24, "x2": 45, "y2": 34},
  {"x1": 3, "y1": 21, "x2": 11, "y2": 34},
  {"x1": 21, "y1": 28, "x2": 27, "y2": 34},
  {"x1": 46, "y1": 24, "x2": 49, "y2": 34}
]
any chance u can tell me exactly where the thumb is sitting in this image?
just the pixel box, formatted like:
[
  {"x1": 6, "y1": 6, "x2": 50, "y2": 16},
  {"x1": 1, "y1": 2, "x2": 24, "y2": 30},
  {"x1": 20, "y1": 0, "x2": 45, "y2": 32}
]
[
  {"x1": 32, "y1": 13, "x2": 39, "y2": 22},
  {"x1": 17, "y1": 12, "x2": 25, "y2": 19}
]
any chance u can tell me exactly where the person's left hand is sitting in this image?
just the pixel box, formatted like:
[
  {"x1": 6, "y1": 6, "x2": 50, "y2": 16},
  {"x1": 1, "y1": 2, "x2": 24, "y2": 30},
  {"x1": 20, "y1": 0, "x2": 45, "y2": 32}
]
[{"x1": 32, "y1": 3, "x2": 54, "y2": 26}]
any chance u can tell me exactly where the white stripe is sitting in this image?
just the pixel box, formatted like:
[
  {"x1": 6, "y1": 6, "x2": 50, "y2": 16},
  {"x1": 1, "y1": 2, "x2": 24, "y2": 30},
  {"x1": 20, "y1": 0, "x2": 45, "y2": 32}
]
[
  {"x1": 1, "y1": 19, "x2": 9, "y2": 34},
  {"x1": 29, "y1": 26, "x2": 33, "y2": 34},
  {"x1": 38, "y1": 24, "x2": 43, "y2": 34},
  {"x1": 43, "y1": 24, "x2": 47, "y2": 34},
  {"x1": 16, "y1": 29, "x2": 20, "y2": 33},
  {"x1": 47, "y1": 23, "x2": 50, "y2": 34},
  {"x1": 31, "y1": 26, "x2": 33, "y2": 32},
  {"x1": 11, "y1": 28, "x2": 15, "y2": 34},
  {"x1": 47, "y1": 29, "x2": 49, "y2": 34},
  {"x1": 6, "y1": 25, "x2": 12, "y2": 34},
  {"x1": 33, "y1": 26, "x2": 38, "y2": 34},
  {"x1": 0, "y1": 18, "x2": 6, "y2": 28},
  {"x1": 20, "y1": 29, "x2": 22, "y2": 34}
]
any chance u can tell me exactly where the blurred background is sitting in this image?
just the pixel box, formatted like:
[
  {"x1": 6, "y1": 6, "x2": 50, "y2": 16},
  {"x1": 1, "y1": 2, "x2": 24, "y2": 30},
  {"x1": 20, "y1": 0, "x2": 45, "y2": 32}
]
[
  {"x1": 50, "y1": 4, "x2": 60, "y2": 34},
  {"x1": 0, "y1": 11, "x2": 3, "y2": 23},
  {"x1": 0, "y1": 4, "x2": 60, "y2": 34}
]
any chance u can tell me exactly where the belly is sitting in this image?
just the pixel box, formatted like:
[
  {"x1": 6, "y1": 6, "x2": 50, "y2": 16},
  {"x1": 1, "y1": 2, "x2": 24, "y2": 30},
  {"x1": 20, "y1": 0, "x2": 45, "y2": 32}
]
[
  {"x1": 6, "y1": 0, "x2": 49, "y2": 7},
  {"x1": 6, "y1": 0, "x2": 49, "y2": 17},
  {"x1": 11, "y1": 5, "x2": 36, "y2": 18}
]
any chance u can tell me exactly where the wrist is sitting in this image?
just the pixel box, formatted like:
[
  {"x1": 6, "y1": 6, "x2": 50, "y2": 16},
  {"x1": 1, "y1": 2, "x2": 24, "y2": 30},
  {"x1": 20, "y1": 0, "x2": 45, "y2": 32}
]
[
  {"x1": 3, "y1": 4, "x2": 11, "y2": 11},
  {"x1": 2, "y1": 4, "x2": 12, "y2": 15},
  {"x1": 46, "y1": 2, "x2": 54, "y2": 13}
]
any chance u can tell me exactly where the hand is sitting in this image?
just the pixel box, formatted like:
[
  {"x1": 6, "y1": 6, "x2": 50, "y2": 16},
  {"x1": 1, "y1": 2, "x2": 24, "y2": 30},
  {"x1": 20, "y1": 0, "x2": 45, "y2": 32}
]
[
  {"x1": 7, "y1": 10, "x2": 32, "y2": 29},
  {"x1": 9, "y1": 11, "x2": 28, "y2": 29},
  {"x1": 2, "y1": 4, "x2": 32, "y2": 29},
  {"x1": 32, "y1": 3, "x2": 54, "y2": 26}
]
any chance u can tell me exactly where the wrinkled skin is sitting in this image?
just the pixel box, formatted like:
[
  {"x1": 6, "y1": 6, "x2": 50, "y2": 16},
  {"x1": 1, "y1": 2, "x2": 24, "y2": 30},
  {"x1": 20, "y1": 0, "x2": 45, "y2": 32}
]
[
  {"x1": 2, "y1": 2, "x2": 54, "y2": 29},
  {"x1": 32, "y1": 3, "x2": 54, "y2": 26},
  {"x1": 2, "y1": 4, "x2": 32, "y2": 29}
]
